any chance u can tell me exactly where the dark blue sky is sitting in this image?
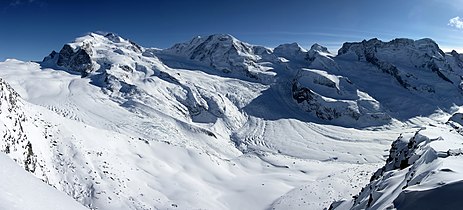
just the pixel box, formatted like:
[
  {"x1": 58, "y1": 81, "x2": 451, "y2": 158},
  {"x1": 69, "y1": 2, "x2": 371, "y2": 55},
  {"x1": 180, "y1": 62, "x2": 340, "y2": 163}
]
[{"x1": 1, "y1": 0, "x2": 463, "y2": 61}]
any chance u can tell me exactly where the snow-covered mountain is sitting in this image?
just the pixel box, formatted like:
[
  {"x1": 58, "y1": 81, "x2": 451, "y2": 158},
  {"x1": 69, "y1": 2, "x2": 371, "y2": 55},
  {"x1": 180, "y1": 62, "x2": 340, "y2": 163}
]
[
  {"x1": 1, "y1": 32, "x2": 463, "y2": 210},
  {"x1": 161, "y1": 34, "x2": 276, "y2": 82}
]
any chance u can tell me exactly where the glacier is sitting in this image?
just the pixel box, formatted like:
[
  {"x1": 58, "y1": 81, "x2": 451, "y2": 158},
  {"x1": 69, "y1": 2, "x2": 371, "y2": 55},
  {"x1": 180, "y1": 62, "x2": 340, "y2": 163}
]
[{"x1": 1, "y1": 32, "x2": 463, "y2": 210}]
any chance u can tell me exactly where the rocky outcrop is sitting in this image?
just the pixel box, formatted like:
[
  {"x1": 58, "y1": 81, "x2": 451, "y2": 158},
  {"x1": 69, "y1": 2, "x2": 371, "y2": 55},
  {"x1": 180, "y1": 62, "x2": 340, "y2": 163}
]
[
  {"x1": 331, "y1": 129, "x2": 463, "y2": 210},
  {"x1": 446, "y1": 113, "x2": 463, "y2": 135},
  {"x1": 57, "y1": 44, "x2": 93, "y2": 76},
  {"x1": 42, "y1": 38, "x2": 94, "y2": 77},
  {"x1": 450, "y1": 50, "x2": 463, "y2": 69},
  {"x1": 292, "y1": 69, "x2": 390, "y2": 126}
]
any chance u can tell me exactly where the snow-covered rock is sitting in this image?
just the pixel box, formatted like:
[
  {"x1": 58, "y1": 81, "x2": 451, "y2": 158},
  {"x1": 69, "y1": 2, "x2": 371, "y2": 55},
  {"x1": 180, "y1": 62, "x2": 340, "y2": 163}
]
[
  {"x1": 0, "y1": 77, "x2": 39, "y2": 174},
  {"x1": 337, "y1": 38, "x2": 460, "y2": 94},
  {"x1": 307, "y1": 43, "x2": 340, "y2": 71},
  {"x1": 446, "y1": 113, "x2": 463, "y2": 134},
  {"x1": 292, "y1": 69, "x2": 390, "y2": 127},
  {"x1": 0, "y1": 153, "x2": 87, "y2": 210},
  {"x1": 331, "y1": 127, "x2": 463, "y2": 210}
]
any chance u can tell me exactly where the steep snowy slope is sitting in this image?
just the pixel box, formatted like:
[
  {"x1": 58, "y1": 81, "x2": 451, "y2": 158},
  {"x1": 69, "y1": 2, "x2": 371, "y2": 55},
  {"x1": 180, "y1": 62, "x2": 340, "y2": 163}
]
[
  {"x1": 0, "y1": 153, "x2": 87, "y2": 210},
  {"x1": 0, "y1": 77, "x2": 38, "y2": 174},
  {"x1": 2, "y1": 32, "x2": 463, "y2": 210}
]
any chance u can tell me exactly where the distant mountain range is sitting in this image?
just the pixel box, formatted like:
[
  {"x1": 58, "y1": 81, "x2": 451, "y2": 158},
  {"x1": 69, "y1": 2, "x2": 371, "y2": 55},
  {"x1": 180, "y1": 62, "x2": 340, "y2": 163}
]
[{"x1": 1, "y1": 32, "x2": 463, "y2": 210}]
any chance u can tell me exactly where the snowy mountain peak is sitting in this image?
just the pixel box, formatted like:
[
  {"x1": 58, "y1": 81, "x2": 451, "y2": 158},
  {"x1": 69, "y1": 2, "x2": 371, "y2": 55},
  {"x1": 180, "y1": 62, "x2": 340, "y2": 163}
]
[
  {"x1": 80, "y1": 32, "x2": 143, "y2": 52},
  {"x1": 162, "y1": 34, "x2": 275, "y2": 81},
  {"x1": 166, "y1": 33, "x2": 249, "y2": 56},
  {"x1": 192, "y1": 33, "x2": 238, "y2": 44},
  {"x1": 42, "y1": 32, "x2": 145, "y2": 77},
  {"x1": 307, "y1": 43, "x2": 332, "y2": 61},
  {"x1": 273, "y1": 42, "x2": 308, "y2": 61},
  {"x1": 309, "y1": 43, "x2": 330, "y2": 54},
  {"x1": 275, "y1": 42, "x2": 307, "y2": 52}
]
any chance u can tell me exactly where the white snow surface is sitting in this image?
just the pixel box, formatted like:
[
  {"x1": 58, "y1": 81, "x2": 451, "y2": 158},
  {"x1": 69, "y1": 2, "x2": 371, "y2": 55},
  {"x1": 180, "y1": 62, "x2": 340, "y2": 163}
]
[
  {"x1": 1, "y1": 33, "x2": 463, "y2": 210},
  {"x1": 0, "y1": 153, "x2": 88, "y2": 210}
]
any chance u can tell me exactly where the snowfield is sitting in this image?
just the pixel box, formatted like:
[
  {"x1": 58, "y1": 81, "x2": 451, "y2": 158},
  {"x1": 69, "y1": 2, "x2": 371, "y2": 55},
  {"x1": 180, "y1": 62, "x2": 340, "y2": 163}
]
[
  {"x1": 1, "y1": 32, "x2": 463, "y2": 210},
  {"x1": 0, "y1": 153, "x2": 87, "y2": 210}
]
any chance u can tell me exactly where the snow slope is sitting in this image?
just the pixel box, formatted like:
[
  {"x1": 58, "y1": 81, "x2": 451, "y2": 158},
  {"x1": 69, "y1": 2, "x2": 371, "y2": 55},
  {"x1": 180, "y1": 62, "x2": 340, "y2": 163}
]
[
  {"x1": 1, "y1": 33, "x2": 463, "y2": 210},
  {"x1": 331, "y1": 124, "x2": 463, "y2": 210},
  {"x1": 0, "y1": 153, "x2": 87, "y2": 210}
]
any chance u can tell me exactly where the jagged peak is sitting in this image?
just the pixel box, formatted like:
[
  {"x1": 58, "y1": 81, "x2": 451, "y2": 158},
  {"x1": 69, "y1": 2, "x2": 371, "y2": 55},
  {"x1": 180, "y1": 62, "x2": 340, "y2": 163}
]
[{"x1": 309, "y1": 43, "x2": 330, "y2": 54}]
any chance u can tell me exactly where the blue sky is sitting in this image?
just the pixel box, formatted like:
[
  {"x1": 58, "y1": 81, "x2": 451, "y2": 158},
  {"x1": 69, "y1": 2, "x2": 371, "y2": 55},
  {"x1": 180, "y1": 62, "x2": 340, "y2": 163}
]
[{"x1": 1, "y1": 0, "x2": 463, "y2": 61}]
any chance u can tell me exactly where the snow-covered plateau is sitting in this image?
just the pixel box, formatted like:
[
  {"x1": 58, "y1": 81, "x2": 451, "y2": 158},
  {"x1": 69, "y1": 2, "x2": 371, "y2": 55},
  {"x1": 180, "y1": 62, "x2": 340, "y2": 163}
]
[{"x1": 1, "y1": 32, "x2": 463, "y2": 210}]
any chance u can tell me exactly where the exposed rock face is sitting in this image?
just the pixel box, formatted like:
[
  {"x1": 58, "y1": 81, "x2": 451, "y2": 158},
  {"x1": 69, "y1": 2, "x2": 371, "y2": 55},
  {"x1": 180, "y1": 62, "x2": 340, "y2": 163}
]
[
  {"x1": 42, "y1": 41, "x2": 94, "y2": 77},
  {"x1": 447, "y1": 113, "x2": 463, "y2": 134},
  {"x1": 451, "y1": 50, "x2": 463, "y2": 68},
  {"x1": 56, "y1": 44, "x2": 94, "y2": 77}
]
